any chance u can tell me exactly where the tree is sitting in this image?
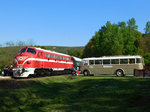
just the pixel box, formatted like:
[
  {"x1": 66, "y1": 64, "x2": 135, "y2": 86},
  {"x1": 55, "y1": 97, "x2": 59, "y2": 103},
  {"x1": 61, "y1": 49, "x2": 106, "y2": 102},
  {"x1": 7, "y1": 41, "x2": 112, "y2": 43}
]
[
  {"x1": 122, "y1": 26, "x2": 141, "y2": 55},
  {"x1": 5, "y1": 41, "x2": 15, "y2": 47},
  {"x1": 26, "y1": 39, "x2": 35, "y2": 46},
  {"x1": 143, "y1": 53, "x2": 150, "y2": 66},
  {"x1": 83, "y1": 36, "x2": 97, "y2": 57},
  {"x1": 144, "y1": 21, "x2": 150, "y2": 34},
  {"x1": 127, "y1": 17, "x2": 138, "y2": 30},
  {"x1": 16, "y1": 41, "x2": 26, "y2": 46},
  {"x1": 68, "y1": 49, "x2": 83, "y2": 58},
  {"x1": 118, "y1": 21, "x2": 126, "y2": 29},
  {"x1": 97, "y1": 21, "x2": 124, "y2": 56},
  {"x1": 140, "y1": 34, "x2": 150, "y2": 53},
  {"x1": 83, "y1": 21, "x2": 124, "y2": 57},
  {"x1": 83, "y1": 18, "x2": 141, "y2": 58}
]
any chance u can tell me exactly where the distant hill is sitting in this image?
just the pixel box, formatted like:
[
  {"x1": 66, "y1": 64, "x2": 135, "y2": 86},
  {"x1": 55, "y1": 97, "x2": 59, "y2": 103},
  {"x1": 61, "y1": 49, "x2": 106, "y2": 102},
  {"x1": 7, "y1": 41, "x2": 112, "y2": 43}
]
[
  {"x1": 0, "y1": 46, "x2": 84, "y2": 70},
  {"x1": 38, "y1": 46, "x2": 84, "y2": 54},
  {"x1": 0, "y1": 46, "x2": 23, "y2": 69}
]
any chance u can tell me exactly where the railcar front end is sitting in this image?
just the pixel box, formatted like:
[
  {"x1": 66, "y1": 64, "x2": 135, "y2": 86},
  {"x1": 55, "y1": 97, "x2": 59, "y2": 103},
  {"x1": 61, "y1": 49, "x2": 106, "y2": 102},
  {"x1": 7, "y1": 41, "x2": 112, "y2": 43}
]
[
  {"x1": 13, "y1": 47, "x2": 37, "y2": 77},
  {"x1": 13, "y1": 46, "x2": 74, "y2": 78}
]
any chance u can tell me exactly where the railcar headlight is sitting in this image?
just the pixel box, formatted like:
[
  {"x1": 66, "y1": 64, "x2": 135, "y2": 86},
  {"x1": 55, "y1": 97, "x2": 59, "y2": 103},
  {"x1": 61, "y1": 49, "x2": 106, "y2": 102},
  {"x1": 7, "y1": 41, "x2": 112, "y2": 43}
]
[
  {"x1": 13, "y1": 68, "x2": 17, "y2": 71},
  {"x1": 27, "y1": 61, "x2": 30, "y2": 64}
]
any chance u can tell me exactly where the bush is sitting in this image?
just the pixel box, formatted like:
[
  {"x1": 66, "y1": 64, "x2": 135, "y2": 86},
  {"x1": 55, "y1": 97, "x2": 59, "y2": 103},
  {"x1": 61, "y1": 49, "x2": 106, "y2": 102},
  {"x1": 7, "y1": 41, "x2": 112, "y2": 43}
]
[{"x1": 143, "y1": 53, "x2": 150, "y2": 66}]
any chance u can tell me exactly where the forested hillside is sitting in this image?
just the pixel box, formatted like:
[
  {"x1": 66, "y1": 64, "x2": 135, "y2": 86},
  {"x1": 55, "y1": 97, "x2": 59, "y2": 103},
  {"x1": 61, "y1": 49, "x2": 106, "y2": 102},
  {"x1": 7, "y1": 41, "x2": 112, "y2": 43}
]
[
  {"x1": 0, "y1": 47, "x2": 22, "y2": 70},
  {"x1": 38, "y1": 46, "x2": 84, "y2": 58}
]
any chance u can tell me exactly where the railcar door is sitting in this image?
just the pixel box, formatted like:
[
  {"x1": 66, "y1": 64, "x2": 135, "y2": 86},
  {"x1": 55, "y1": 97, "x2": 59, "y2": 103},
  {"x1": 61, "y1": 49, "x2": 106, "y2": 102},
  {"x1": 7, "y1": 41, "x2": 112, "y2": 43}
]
[{"x1": 39, "y1": 52, "x2": 44, "y2": 68}]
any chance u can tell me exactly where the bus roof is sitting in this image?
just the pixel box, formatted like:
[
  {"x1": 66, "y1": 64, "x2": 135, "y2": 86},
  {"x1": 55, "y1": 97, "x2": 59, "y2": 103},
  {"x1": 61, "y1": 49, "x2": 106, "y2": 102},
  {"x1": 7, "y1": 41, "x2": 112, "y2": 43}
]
[
  {"x1": 72, "y1": 56, "x2": 83, "y2": 62},
  {"x1": 83, "y1": 55, "x2": 142, "y2": 60}
]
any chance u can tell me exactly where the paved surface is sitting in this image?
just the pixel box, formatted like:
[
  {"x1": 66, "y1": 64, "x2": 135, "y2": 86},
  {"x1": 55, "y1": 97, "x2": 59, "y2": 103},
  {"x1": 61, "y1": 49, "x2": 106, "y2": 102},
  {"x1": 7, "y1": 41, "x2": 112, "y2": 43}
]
[
  {"x1": 0, "y1": 76, "x2": 12, "y2": 79},
  {"x1": 79, "y1": 74, "x2": 134, "y2": 77},
  {"x1": 0, "y1": 74, "x2": 134, "y2": 79}
]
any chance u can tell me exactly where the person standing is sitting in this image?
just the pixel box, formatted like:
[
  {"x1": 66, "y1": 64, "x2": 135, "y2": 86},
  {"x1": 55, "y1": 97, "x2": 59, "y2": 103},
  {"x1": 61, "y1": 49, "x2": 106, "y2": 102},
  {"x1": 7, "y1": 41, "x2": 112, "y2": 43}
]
[
  {"x1": 4, "y1": 65, "x2": 8, "y2": 76},
  {"x1": 9, "y1": 65, "x2": 13, "y2": 76}
]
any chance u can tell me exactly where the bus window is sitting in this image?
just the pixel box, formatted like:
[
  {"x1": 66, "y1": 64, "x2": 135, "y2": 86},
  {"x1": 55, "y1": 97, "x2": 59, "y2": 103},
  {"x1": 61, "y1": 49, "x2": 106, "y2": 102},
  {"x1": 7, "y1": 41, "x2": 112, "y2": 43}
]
[
  {"x1": 111, "y1": 59, "x2": 119, "y2": 64},
  {"x1": 89, "y1": 60, "x2": 94, "y2": 65},
  {"x1": 120, "y1": 59, "x2": 128, "y2": 64},
  {"x1": 83, "y1": 60, "x2": 88, "y2": 65},
  {"x1": 136, "y1": 58, "x2": 141, "y2": 63},
  {"x1": 103, "y1": 60, "x2": 110, "y2": 64},
  {"x1": 95, "y1": 60, "x2": 102, "y2": 64},
  {"x1": 129, "y1": 58, "x2": 135, "y2": 64}
]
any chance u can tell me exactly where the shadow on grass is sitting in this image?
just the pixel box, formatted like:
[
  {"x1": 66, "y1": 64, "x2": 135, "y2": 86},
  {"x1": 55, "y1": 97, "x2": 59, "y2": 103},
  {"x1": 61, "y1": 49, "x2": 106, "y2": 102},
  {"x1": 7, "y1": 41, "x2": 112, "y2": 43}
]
[{"x1": 0, "y1": 77, "x2": 150, "y2": 112}]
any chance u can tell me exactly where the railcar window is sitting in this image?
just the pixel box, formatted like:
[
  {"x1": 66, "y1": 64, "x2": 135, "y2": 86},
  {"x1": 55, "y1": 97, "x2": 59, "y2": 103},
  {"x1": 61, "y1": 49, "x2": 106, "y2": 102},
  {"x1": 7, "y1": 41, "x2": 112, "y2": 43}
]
[
  {"x1": 120, "y1": 59, "x2": 128, "y2": 64},
  {"x1": 20, "y1": 48, "x2": 26, "y2": 54},
  {"x1": 95, "y1": 60, "x2": 102, "y2": 64},
  {"x1": 51, "y1": 55, "x2": 54, "y2": 58},
  {"x1": 45, "y1": 54, "x2": 49, "y2": 58},
  {"x1": 111, "y1": 59, "x2": 119, "y2": 64},
  {"x1": 136, "y1": 58, "x2": 141, "y2": 63},
  {"x1": 45, "y1": 54, "x2": 47, "y2": 57},
  {"x1": 129, "y1": 58, "x2": 135, "y2": 64},
  {"x1": 103, "y1": 60, "x2": 110, "y2": 64},
  {"x1": 58, "y1": 56, "x2": 61, "y2": 59},
  {"x1": 45, "y1": 53, "x2": 69, "y2": 60},
  {"x1": 89, "y1": 60, "x2": 94, "y2": 65},
  {"x1": 27, "y1": 48, "x2": 36, "y2": 54}
]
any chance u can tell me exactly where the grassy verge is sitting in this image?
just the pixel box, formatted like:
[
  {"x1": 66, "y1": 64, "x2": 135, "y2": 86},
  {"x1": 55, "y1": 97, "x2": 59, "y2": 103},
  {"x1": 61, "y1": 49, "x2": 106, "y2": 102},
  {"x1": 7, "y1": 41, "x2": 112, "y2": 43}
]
[{"x1": 0, "y1": 76, "x2": 150, "y2": 112}]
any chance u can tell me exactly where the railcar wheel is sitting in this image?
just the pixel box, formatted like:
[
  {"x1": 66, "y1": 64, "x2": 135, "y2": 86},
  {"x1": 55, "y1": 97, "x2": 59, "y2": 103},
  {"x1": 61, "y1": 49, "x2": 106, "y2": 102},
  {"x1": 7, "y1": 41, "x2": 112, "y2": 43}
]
[
  {"x1": 83, "y1": 70, "x2": 90, "y2": 76},
  {"x1": 116, "y1": 69, "x2": 124, "y2": 77}
]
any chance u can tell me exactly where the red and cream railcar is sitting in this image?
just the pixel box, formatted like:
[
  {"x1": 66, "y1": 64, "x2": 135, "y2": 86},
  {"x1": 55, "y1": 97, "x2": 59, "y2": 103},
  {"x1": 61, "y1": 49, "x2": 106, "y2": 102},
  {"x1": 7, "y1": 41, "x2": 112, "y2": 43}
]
[{"x1": 13, "y1": 46, "x2": 73, "y2": 77}]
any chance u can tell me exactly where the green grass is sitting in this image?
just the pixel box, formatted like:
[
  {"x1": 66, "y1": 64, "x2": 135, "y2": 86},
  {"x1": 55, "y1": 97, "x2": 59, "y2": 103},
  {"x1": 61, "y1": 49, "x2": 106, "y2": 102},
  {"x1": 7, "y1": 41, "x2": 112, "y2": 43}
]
[{"x1": 0, "y1": 76, "x2": 150, "y2": 112}]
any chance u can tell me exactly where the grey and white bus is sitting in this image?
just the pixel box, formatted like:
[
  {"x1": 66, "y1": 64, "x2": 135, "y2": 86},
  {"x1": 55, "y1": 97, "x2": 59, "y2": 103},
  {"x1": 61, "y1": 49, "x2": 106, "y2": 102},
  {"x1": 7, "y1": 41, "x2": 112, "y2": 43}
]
[{"x1": 80, "y1": 56, "x2": 144, "y2": 76}]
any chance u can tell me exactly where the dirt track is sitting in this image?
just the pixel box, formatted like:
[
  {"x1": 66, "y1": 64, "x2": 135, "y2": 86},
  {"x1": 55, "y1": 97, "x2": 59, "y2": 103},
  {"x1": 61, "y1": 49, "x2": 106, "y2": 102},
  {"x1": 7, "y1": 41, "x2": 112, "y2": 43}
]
[{"x1": 0, "y1": 76, "x2": 12, "y2": 80}]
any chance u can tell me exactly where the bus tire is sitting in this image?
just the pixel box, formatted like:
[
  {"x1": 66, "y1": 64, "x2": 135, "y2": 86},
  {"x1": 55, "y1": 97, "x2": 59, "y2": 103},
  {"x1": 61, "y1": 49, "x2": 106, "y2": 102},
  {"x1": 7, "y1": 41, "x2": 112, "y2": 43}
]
[
  {"x1": 83, "y1": 70, "x2": 90, "y2": 76},
  {"x1": 116, "y1": 69, "x2": 124, "y2": 77}
]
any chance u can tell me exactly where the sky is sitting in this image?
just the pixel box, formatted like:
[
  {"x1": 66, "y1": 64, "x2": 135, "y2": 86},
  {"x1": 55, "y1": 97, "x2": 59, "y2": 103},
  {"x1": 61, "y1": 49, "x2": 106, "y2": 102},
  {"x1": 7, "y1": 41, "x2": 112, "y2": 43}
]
[{"x1": 0, "y1": 0, "x2": 150, "y2": 46}]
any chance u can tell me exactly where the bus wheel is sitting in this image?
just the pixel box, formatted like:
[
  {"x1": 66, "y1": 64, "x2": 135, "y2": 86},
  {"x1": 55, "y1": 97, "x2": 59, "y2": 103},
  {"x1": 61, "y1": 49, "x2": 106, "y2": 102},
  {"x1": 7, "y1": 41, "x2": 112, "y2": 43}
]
[
  {"x1": 83, "y1": 70, "x2": 90, "y2": 76},
  {"x1": 116, "y1": 69, "x2": 124, "y2": 77}
]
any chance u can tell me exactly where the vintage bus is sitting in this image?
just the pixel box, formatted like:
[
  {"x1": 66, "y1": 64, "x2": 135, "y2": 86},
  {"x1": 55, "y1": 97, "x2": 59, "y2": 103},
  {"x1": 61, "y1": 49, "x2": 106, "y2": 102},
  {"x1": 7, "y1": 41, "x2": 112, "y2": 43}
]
[{"x1": 80, "y1": 56, "x2": 144, "y2": 76}]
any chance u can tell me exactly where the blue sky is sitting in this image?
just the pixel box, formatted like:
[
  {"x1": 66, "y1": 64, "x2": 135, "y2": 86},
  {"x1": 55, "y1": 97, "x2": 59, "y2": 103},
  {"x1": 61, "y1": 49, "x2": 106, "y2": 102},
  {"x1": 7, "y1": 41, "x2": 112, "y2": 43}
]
[{"x1": 0, "y1": 0, "x2": 150, "y2": 46}]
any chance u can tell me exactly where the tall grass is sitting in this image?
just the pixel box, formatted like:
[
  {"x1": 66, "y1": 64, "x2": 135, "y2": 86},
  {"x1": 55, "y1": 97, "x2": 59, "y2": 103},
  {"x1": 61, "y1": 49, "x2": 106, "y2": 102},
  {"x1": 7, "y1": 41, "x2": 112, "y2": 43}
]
[{"x1": 0, "y1": 76, "x2": 150, "y2": 112}]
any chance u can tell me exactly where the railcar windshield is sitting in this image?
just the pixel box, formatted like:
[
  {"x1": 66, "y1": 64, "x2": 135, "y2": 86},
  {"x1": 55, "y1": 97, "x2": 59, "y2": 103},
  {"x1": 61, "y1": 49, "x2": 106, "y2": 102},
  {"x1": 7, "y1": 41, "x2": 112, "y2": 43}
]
[
  {"x1": 20, "y1": 48, "x2": 26, "y2": 54},
  {"x1": 27, "y1": 48, "x2": 36, "y2": 54}
]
